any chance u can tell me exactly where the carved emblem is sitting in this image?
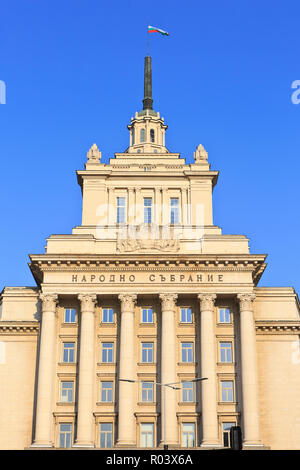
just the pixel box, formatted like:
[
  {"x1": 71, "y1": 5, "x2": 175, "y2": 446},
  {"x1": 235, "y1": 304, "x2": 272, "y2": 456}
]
[
  {"x1": 116, "y1": 237, "x2": 180, "y2": 253},
  {"x1": 87, "y1": 143, "x2": 101, "y2": 163},
  {"x1": 194, "y1": 144, "x2": 208, "y2": 162}
]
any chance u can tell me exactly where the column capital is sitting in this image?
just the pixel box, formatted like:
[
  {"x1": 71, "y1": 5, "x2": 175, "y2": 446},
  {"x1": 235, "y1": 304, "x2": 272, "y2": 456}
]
[
  {"x1": 159, "y1": 293, "x2": 178, "y2": 310},
  {"x1": 118, "y1": 294, "x2": 137, "y2": 312},
  {"x1": 198, "y1": 293, "x2": 216, "y2": 311},
  {"x1": 237, "y1": 293, "x2": 256, "y2": 311},
  {"x1": 78, "y1": 294, "x2": 97, "y2": 312},
  {"x1": 39, "y1": 293, "x2": 58, "y2": 312}
]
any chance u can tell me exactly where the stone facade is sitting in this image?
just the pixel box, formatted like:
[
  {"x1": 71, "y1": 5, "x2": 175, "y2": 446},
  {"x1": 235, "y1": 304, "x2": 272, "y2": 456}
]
[{"x1": 0, "y1": 57, "x2": 300, "y2": 450}]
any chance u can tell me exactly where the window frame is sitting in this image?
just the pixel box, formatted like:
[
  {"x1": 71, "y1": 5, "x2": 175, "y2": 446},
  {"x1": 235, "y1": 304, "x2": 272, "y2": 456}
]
[
  {"x1": 181, "y1": 422, "x2": 196, "y2": 448},
  {"x1": 101, "y1": 342, "x2": 114, "y2": 363},
  {"x1": 59, "y1": 423, "x2": 73, "y2": 448},
  {"x1": 220, "y1": 380, "x2": 234, "y2": 402},
  {"x1": 60, "y1": 381, "x2": 74, "y2": 403},
  {"x1": 62, "y1": 342, "x2": 76, "y2": 363},
  {"x1": 141, "y1": 342, "x2": 154, "y2": 363},
  {"x1": 219, "y1": 341, "x2": 233, "y2": 363},
  {"x1": 99, "y1": 422, "x2": 113, "y2": 448},
  {"x1": 102, "y1": 307, "x2": 114, "y2": 324},
  {"x1": 140, "y1": 422, "x2": 155, "y2": 448},
  {"x1": 100, "y1": 381, "x2": 114, "y2": 403},
  {"x1": 143, "y1": 197, "x2": 152, "y2": 224},
  {"x1": 218, "y1": 307, "x2": 231, "y2": 324},
  {"x1": 64, "y1": 308, "x2": 76, "y2": 324},
  {"x1": 170, "y1": 197, "x2": 179, "y2": 224},
  {"x1": 181, "y1": 342, "x2": 194, "y2": 363},
  {"x1": 180, "y1": 307, "x2": 192, "y2": 323},
  {"x1": 116, "y1": 196, "x2": 126, "y2": 224},
  {"x1": 141, "y1": 307, "x2": 154, "y2": 324}
]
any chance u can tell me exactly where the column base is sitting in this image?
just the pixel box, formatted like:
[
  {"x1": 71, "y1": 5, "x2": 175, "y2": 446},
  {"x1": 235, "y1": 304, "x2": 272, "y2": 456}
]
[
  {"x1": 115, "y1": 441, "x2": 137, "y2": 449},
  {"x1": 200, "y1": 441, "x2": 222, "y2": 448},
  {"x1": 242, "y1": 441, "x2": 266, "y2": 450},
  {"x1": 73, "y1": 442, "x2": 95, "y2": 448},
  {"x1": 30, "y1": 442, "x2": 53, "y2": 448}
]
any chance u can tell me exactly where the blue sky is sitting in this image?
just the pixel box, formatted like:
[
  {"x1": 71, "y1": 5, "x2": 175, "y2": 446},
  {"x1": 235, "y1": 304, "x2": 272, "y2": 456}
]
[{"x1": 0, "y1": 0, "x2": 299, "y2": 294}]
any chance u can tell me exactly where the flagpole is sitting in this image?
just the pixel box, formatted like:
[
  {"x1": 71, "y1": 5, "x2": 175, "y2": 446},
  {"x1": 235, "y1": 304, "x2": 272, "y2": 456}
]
[{"x1": 147, "y1": 26, "x2": 149, "y2": 56}]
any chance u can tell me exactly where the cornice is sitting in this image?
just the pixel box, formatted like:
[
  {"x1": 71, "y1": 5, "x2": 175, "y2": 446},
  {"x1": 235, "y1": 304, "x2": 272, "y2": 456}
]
[
  {"x1": 255, "y1": 321, "x2": 300, "y2": 334},
  {"x1": 0, "y1": 322, "x2": 39, "y2": 335}
]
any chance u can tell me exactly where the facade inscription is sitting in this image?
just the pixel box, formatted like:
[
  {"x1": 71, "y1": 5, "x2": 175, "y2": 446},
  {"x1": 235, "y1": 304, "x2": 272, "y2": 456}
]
[{"x1": 71, "y1": 272, "x2": 225, "y2": 284}]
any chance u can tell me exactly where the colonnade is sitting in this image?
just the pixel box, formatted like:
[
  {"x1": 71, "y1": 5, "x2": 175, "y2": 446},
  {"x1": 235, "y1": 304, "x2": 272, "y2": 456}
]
[{"x1": 31, "y1": 292, "x2": 261, "y2": 448}]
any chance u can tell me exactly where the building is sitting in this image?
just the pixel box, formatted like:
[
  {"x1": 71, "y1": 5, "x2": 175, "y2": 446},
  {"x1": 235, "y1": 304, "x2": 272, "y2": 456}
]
[{"x1": 1, "y1": 56, "x2": 300, "y2": 451}]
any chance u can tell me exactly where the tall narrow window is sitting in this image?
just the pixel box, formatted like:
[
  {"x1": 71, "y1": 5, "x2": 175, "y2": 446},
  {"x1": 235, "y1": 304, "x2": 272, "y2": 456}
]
[
  {"x1": 132, "y1": 128, "x2": 135, "y2": 145},
  {"x1": 144, "y1": 198, "x2": 152, "y2": 223},
  {"x1": 222, "y1": 422, "x2": 235, "y2": 447},
  {"x1": 64, "y1": 308, "x2": 76, "y2": 323},
  {"x1": 102, "y1": 308, "x2": 114, "y2": 323},
  {"x1": 61, "y1": 382, "x2": 74, "y2": 402},
  {"x1": 62, "y1": 342, "x2": 75, "y2": 363},
  {"x1": 140, "y1": 128, "x2": 145, "y2": 143},
  {"x1": 150, "y1": 129, "x2": 155, "y2": 142},
  {"x1": 182, "y1": 381, "x2": 194, "y2": 402},
  {"x1": 142, "y1": 308, "x2": 153, "y2": 323},
  {"x1": 100, "y1": 423, "x2": 113, "y2": 448},
  {"x1": 141, "y1": 343, "x2": 154, "y2": 363},
  {"x1": 219, "y1": 308, "x2": 231, "y2": 323},
  {"x1": 102, "y1": 343, "x2": 114, "y2": 363},
  {"x1": 182, "y1": 423, "x2": 195, "y2": 448},
  {"x1": 59, "y1": 423, "x2": 73, "y2": 448},
  {"x1": 101, "y1": 382, "x2": 113, "y2": 402},
  {"x1": 117, "y1": 197, "x2": 126, "y2": 224},
  {"x1": 221, "y1": 381, "x2": 234, "y2": 402},
  {"x1": 170, "y1": 198, "x2": 179, "y2": 224},
  {"x1": 140, "y1": 423, "x2": 154, "y2": 448},
  {"x1": 180, "y1": 307, "x2": 192, "y2": 323},
  {"x1": 181, "y1": 343, "x2": 194, "y2": 363},
  {"x1": 141, "y1": 382, "x2": 154, "y2": 402},
  {"x1": 220, "y1": 342, "x2": 233, "y2": 363}
]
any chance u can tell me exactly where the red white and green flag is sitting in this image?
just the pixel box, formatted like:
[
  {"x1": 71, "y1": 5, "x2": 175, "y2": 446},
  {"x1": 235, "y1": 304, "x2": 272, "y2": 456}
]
[{"x1": 148, "y1": 25, "x2": 170, "y2": 36}]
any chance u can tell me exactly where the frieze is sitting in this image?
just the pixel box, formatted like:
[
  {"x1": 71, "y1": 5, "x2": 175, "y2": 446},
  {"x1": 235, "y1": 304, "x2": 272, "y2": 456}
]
[{"x1": 70, "y1": 272, "x2": 226, "y2": 284}]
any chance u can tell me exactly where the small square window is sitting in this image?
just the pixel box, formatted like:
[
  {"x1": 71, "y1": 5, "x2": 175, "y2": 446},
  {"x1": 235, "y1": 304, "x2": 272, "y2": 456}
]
[{"x1": 218, "y1": 308, "x2": 231, "y2": 323}]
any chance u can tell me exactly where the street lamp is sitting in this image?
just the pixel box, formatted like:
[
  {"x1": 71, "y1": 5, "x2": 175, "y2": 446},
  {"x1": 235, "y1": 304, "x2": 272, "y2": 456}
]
[{"x1": 119, "y1": 377, "x2": 207, "y2": 450}]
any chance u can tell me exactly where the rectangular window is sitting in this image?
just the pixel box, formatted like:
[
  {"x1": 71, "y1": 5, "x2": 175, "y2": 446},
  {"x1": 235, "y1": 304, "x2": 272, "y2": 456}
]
[
  {"x1": 141, "y1": 382, "x2": 154, "y2": 402},
  {"x1": 61, "y1": 381, "x2": 74, "y2": 402},
  {"x1": 141, "y1": 342, "x2": 154, "y2": 363},
  {"x1": 142, "y1": 308, "x2": 153, "y2": 323},
  {"x1": 180, "y1": 307, "x2": 192, "y2": 323},
  {"x1": 140, "y1": 423, "x2": 154, "y2": 448},
  {"x1": 59, "y1": 423, "x2": 72, "y2": 448},
  {"x1": 102, "y1": 308, "x2": 114, "y2": 323},
  {"x1": 219, "y1": 308, "x2": 231, "y2": 323},
  {"x1": 101, "y1": 381, "x2": 113, "y2": 402},
  {"x1": 102, "y1": 343, "x2": 114, "y2": 363},
  {"x1": 62, "y1": 342, "x2": 75, "y2": 363},
  {"x1": 117, "y1": 197, "x2": 126, "y2": 224},
  {"x1": 64, "y1": 308, "x2": 76, "y2": 323},
  {"x1": 222, "y1": 422, "x2": 235, "y2": 447},
  {"x1": 221, "y1": 381, "x2": 234, "y2": 402},
  {"x1": 182, "y1": 381, "x2": 194, "y2": 402},
  {"x1": 100, "y1": 423, "x2": 113, "y2": 448},
  {"x1": 182, "y1": 423, "x2": 195, "y2": 448},
  {"x1": 144, "y1": 198, "x2": 152, "y2": 223},
  {"x1": 181, "y1": 342, "x2": 194, "y2": 363},
  {"x1": 220, "y1": 342, "x2": 233, "y2": 363},
  {"x1": 170, "y1": 197, "x2": 179, "y2": 224}
]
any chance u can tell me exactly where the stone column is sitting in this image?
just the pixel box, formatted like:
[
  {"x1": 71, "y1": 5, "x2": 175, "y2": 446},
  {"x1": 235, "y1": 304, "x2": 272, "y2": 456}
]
[
  {"x1": 159, "y1": 293, "x2": 178, "y2": 446},
  {"x1": 198, "y1": 294, "x2": 220, "y2": 447},
  {"x1": 74, "y1": 294, "x2": 97, "y2": 447},
  {"x1": 32, "y1": 293, "x2": 58, "y2": 447},
  {"x1": 237, "y1": 293, "x2": 262, "y2": 447},
  {"x1": 117, "y1": 294, "x2": 137, "y2": 447}
]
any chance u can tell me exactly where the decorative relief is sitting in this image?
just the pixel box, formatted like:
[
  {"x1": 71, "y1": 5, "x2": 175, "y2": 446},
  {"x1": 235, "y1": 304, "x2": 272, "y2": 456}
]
[
  {"x1": 237, "y1": 293, "x2": 256, "y2": 311},
  {"x1": 87, "y1": 143, "x2": 101, "y2": 163},
  {"x1": 78, "y1": 294, "x2": 97, "y2": 312},
  {"x1": 39, "y1": 293, "x2": 58, "y2": 312},
  {"x1": 116, "y1": 237, "x2": 180, "y2": 253},
  {"x1": 118, "y1": 294, "x2": 137, "y2": 312},
  {"x1": 194, "y1": 144, "x2": 208, "y2": 162},
  {"x1": 159, "y1": 293, "x2": 178, "y2": 310},
  {"x1": 198, "y1": 293, "x2": 216, "y2": 311}
]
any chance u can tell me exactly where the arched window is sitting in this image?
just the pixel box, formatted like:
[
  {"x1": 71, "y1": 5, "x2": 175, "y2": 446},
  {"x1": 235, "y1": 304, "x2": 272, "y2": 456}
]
[
  {"x1": 150, "y1": 129, "x2": 155, "y2": 143},
  {"x1": 140, "y1": 128, "x2": 145, "y2": 143}
]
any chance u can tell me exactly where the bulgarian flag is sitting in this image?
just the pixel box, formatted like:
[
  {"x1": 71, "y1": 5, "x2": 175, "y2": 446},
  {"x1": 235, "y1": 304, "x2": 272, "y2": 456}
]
[{"x1": 148, "y1": 25, "x2": 170, "y2": 36}]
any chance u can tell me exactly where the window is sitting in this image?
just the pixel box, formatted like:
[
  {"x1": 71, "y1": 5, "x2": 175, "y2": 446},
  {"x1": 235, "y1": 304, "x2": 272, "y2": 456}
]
[
  {"x1": 59, "y1": 423, "x2": 72, "y2": 448},
  {"x1": 182, "y1": 423, "x2": 195, "y2": 448},
  {"x1": 140, "y1": 423, "x2": 154, "y2": 448},
  {"x1": 220, "y1": 342, "x2": 233, "y2": 363},
  {"x1": 144, "y1": 198, "x2": 152, "y2": 223},
  {"x1": 141, "y1": 342, "x2": 154, "y2": 363},
  {"x1": 102, "y1": 308, "x2": 114, "y2": 323},
  {"x1": 61, "y1": 382, "x2": 74, "y2": 402},
  {"x1": 181, "y1": 343, "x2": 194, "y2": 363},
  {"x1": 221, "y1": 381, "x2": 234, "y2": 402},
  {"x1": 170, "y1": 198, "x2": 179, "y2": 224},
  {"x1": 62, "y1": 342, "x2": 75, "y2": 363},
  {"x1": 64, "y1": 308, "x2": 76, "y2": 323},
  {"x1": 102, "y1": 343, "x2": 114, "y2": 363},
  {"x1": 132, "y1": 128, "x2": 135, "y2": 145},
  {"x1": 150, "y1": 129, "x2": 155, "y2": 142},
  {"x1": 101, "y1": 382, "x2": 113, "y2": 402},
  {"x1": 219, "y1": 308, "x2": 231, "y2": 323},
  {"x1": 182, "y1": 381, "x2": 194, "y2": 402},
  {"x1": 142, "y1": 308, "x2": 153, "y2": 323},
  {"x1": 117, "y1": 197, "x2": 126, "y2": 224},
  {"x1": 141, "y1": 382, "x2": 154, "y2": 402},
  {"x1": 100, "y1": 423, "x2": 113, "y2": 448},
  {"x1": 222, "y1": 422, "x2": 235, "y2": 447},
  {"x1": 140, "y1": 128, "x2": 145, "y2": 143},
  {"x1": 180, "y1": 308, "x2": 192, "y2": 323}
]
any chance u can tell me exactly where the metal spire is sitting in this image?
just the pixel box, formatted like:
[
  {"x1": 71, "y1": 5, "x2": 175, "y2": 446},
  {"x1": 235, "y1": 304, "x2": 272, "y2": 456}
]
[{"x1": 143, "y1": 55, "x2": 153, "y2": 110}]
